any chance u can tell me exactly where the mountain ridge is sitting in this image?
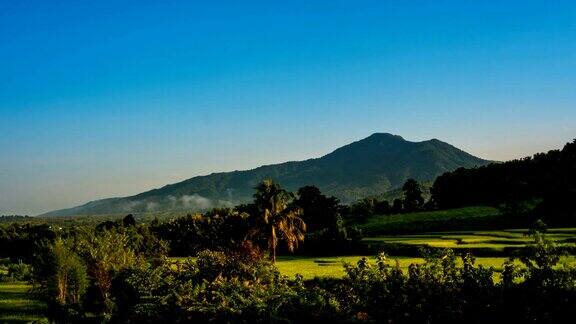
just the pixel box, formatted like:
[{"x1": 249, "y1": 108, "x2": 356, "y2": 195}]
[{"x1": 41, "y1": 133, "x2": 491, "y2": 217}]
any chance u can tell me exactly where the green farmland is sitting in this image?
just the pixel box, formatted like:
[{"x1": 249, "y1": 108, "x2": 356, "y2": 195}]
[
  {"x1": 0, "y1": 282, "x2": 46, "y2": 324},
  {"x1": 358, "y1": 206, "x2": 504, "y2": 234},
  {"x1": 275, "y1": 228, "x2": 576, "y2": 279},
  {"x1": 170, "y1": 227, "x2": 576, "y2": 279},
  {"x1": 275, "y1": 255, "x2": 524, "y2": 279}
]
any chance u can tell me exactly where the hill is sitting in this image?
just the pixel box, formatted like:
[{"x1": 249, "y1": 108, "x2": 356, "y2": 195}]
[{"x1": 41, "y1": 133, "x2": 490, "y2": 216}]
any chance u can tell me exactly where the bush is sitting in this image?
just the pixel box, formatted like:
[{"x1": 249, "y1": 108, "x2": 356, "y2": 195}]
[{"x1": 0, "y1": 261, "x2": 32, "y2": 282}]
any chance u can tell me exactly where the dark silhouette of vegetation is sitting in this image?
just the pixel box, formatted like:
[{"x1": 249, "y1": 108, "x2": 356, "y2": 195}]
[
  {"x1": 344, "y1": 179, "x2": 427, "y2": 222},
  {"x1": 0, "y1": 223, "x2": 58, "y2": 262},
  {"x1": 153, "y1": 208, "x2": 254, "y2": 256},
  {"x1": 402, "y1": 178, "x2": 424, "y2": 212},
  {"x1": 431, "y1": 139, "x2": 576, "y2": 226},
  {"x1": 295, "y1": 185, "x2": 341, "y2": 233},
  {"x1": 253, "y1": 180, "x2": 306, "y2": 262}
]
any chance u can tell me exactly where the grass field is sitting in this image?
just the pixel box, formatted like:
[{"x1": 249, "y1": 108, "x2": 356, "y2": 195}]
[
  {"x1": 276, "y1": 254, "x2": 576, "y2": 280},
  {"x1": 362, "y1": 228, "x2": 576, "y2": 255},
  {"x1": 169, "y1": 227, "x2": 576, "y2": 279},
  {"x1": 0, "y1": 282, "x2": 46, "y2": 324},
  {"x1": 275, "y1": 255, "x2": 533, "y2": 279},
  {"x1": 276, "y1": 226, "x2": 576, "y2": 279},
  {"x1": 173, "y1": 228, "x2": 576, "y2": 279},
  {"x1": 359, "y1": 206, "x2": 503, "y2": 234}
]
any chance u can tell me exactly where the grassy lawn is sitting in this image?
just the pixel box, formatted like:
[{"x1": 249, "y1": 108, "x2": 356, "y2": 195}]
[
  {"x1": 359, "y1": 206, "x2": 502, "y2": 234},
  {"x1": 277, "y1": 227, "x2": 576, "y2": 279},
  {"x1": 275, "y1": 255, "x2": 533, "y2": 279},
  {"x1": 276, "y1": 254, "x2": 576, "y2": 280},
  {"x1": 362, "y1": 228, "x2": 576, "y2": 254},
  {"x1": 0, "y1": 282, "x2": 46, "y2": 324}
]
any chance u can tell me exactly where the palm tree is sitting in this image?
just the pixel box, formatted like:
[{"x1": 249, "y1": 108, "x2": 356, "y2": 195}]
[{"x1": 253, "y1": 179, "x2": 306, "y2": 262}]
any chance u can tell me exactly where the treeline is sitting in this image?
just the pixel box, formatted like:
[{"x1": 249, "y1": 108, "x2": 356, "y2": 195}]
[
  {"x1": 0, "y1": 177, "x2": 431, "y2": 263},
  {"x1": 0, "y1": 223, "x2": 57, "y2": 262},
  {"x1": 152, "y1": 181, "x2": 362, "y2": 257},
  {"x1": 431, "y1": 139, "x2": 576, "y2": 226},
  {"x1": 345, "y1": 178, "x2": 428, "y2": 222},
  {"x1": 0, "y1": 215, "x2": 35, "y2": 223}
]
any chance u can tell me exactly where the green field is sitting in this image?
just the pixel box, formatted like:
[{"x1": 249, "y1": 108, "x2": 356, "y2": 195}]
[
  {"x1": 275, "y1": 255, "x2": 525, "y2": 279},
  {"x1": 362, "y1": 228, "x2": 576, "y2": 255},
  {"x1": 359, "y1": 206, "x2": 503, "y2": 234},
  {"x1": 0, "y1": 282, "x2": 46, "y2": 324},
  {"x1": 171, "y1": 228, "x2": 576, "y2": 279}
]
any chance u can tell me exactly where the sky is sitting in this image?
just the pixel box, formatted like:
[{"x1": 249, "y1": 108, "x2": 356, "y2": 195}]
[{"x1": 1, "y1": 0, "x2": 575, "y2": 215}]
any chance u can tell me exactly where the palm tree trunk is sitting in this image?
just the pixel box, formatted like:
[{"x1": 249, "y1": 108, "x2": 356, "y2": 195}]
[{"x1": 271, "y1": 226, "x2": 277, "y2": 263}]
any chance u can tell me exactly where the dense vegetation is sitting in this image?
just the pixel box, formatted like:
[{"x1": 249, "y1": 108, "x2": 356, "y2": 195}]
[
  {"x1": 22, "y1": 230, "x2": 576, "y2": 323},
  {"x1": 432, "y1": 139, "x2": 576, "y2": 226}
]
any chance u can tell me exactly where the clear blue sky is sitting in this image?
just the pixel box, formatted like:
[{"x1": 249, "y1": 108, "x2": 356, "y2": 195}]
[{"x1": 1, "y1": 0, "x2": 575, "y2": 215}]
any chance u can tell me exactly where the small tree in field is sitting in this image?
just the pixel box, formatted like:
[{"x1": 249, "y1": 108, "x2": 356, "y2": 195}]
[
  {"x1": 402, "y1": 178, "x2": 424, "y2": 212},
  {"x1": 253, "y1": 179, "x2": 306, "y2": 262}
]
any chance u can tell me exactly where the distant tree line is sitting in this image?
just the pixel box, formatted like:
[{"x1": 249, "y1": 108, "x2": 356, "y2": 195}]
[
  {"x1": 0, "y1": 215, "x2": 35, "y2": 223},
  {"x1": 152, "y1": 180, "x2": 362, "y2": 257},
  {"x1": 344, "y1": 178, "x2": 427, "y2": 223}
]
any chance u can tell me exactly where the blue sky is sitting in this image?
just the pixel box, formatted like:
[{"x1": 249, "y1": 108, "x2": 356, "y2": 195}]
[{"x1": 1, "y1": 0, "x2": 575, "y2": 215}]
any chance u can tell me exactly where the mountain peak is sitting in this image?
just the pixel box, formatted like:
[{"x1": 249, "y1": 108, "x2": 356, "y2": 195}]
[
  {"x1": 366, "y1": 133, "x2": 405, "y2": 141},
  {"x1": 41, "y1": 134, "x2": 491, "y2": 217}
]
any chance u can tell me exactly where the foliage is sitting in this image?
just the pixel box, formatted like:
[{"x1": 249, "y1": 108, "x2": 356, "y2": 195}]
[
  {"x1": 77, "y1": 230, "x2": 145, "y2": 309},
  {"x1": 0, "y1": 223, "x2": 58, "y2": 262},
  {"x1": 153, "y1": 208, "x2": 253, "y2": 256},
  {"x1": 295, "y1": 185, "x2": 342, "y2": 233},
  {"x1": 102, "y1": 233, "x2": 576, "y2": 323},
  {"x1": 402, "y1": 178, "x2": 424, "y2": 212},
  {"x1": 0, "y1": 260, "x2": 33, "y2": 282},
  {"x1": 32, "y1": 239, "x2": 88, "y2": 307},
  {"x1": 253, "y1": 180, "x2": 306, "y2": 262},
  {"x1": 345, "y1": 179, "x2": 427, "y2": 222},
  {"x1": 432, "y1": 139, "x2": 576, "y2": 226}
]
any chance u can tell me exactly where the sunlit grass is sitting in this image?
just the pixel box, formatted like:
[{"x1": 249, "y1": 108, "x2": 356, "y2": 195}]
[{"x1": 0, "y1": 282, "x2": 46, "y2": 324}]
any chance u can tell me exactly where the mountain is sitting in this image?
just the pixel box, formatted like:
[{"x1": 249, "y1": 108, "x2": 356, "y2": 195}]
[{"x1": 41, "y1": 133, "x2": 491, "y2": 216}]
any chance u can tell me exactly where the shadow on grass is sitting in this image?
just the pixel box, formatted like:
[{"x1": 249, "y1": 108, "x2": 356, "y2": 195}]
[{"x1": 0, "y1": 283, "x2": 46, "y2": 324}]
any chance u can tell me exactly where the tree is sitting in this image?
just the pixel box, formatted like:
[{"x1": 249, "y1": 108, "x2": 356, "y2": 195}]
[
  {"x1": 33, "y1": 239, "x2": 88, "y2": 307},
  {"x1": 122, "y1": 214, "x2": 136, "y2": 227},
  {"x1": 402, "y1": 178, "x2": 424, "y2": 212},
  {"x1": 253, "y1": 180, "x2": 306, "y2": 262},
  {"x1": 295, "y1": 185, "x2": 341, "y2": 233},
  {"x1": 77, "y1": 230, "x2": 144, "y2": 309},
  {"x1": 391, "y1": 198, "x2": 403, "y2": 214}
]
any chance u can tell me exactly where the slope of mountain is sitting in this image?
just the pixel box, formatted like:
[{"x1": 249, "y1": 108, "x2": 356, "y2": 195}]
[{"x1": 41, "y1": 133, "x2": 491, "y2": 216}]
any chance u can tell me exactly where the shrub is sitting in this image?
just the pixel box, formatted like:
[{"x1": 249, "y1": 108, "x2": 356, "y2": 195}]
[{"x1": 35, "y1": 239, "x2": 88, "y2": 306}]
